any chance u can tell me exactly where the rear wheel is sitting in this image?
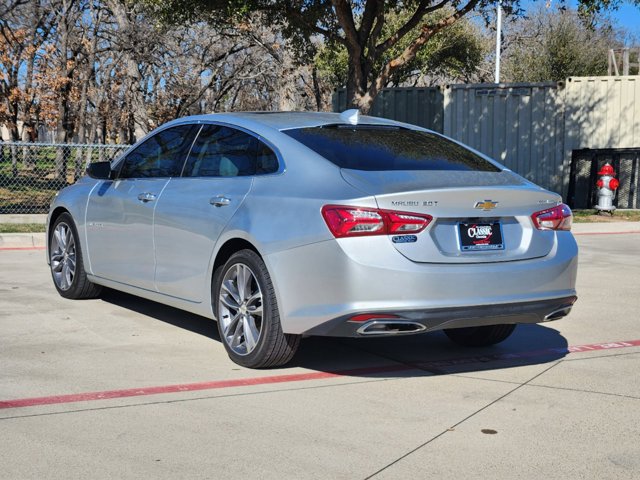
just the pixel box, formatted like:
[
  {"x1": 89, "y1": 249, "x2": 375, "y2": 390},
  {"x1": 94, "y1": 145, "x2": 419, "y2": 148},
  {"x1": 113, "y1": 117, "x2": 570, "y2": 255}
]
[
  {"x1": 214, "y1": 249, "x2": 300, "y2": 368},
  {"x1": 49, "y1": 212, "x2": 102, "y2": 299},
  {"x1": 444, "y1": 324, "x2": 516, "y2": 347}
]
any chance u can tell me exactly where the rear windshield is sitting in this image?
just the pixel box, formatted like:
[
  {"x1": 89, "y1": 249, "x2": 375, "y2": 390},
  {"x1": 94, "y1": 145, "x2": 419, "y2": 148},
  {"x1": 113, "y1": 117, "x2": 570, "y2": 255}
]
[{"x1": 283, "y1": 125, "x2": 500, "y2": 172}]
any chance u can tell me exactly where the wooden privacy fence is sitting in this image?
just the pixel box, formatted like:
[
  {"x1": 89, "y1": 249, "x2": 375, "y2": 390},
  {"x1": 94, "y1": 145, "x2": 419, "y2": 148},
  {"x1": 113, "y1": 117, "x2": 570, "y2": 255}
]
[{"x1": 333, "y1": 76, "x2": 640, "y2": 198}]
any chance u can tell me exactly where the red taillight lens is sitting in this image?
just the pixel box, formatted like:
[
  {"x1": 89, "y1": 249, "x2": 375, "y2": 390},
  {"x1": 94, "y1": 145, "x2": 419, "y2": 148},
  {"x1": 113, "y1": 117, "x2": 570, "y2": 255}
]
[
  {"x1": 349, "y1": 313, "x2": 400, "y2": 323},
  {"x1": 386, "y1": 211, "x2": 430, "y2": 233},
  {"x1": 531, "y1": 203, "x2": 573, "y2": 231},
  {"x1": 321, "y1": 206, "x2": 385, "y2": 237},
  {"x1": 321, "y1": 205, "x2": 432, "y2": 238}
]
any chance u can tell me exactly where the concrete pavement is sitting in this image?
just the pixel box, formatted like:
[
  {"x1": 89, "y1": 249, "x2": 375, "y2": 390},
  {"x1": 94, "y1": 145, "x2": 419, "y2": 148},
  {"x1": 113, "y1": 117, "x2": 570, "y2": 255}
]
[{"x1": 0, "y1": 231, "x2": 639, "y2": 479}]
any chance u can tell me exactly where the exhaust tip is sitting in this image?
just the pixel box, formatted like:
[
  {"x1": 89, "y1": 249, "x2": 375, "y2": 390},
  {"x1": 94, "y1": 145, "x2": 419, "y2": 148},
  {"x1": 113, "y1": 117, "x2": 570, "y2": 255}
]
[
  {"x1": 356, "y1": 320, "x2": 427, "y2": 336},
  {"x1": 544, "y1": 306, "x2": 573, "y2": 322}
]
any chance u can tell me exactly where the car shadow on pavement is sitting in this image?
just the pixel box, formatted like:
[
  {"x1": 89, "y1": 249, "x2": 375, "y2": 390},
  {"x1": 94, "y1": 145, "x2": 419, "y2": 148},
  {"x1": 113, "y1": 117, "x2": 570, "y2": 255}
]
[
  {"x1": 99, "y1": 288, "x2": 569, "y2": 378},
  {"x1": 292, "y1": 325, "x2": 569, "y2": 377},
  {"x1": 99, "y1": 288, "x2": 221, "y2": 342}
]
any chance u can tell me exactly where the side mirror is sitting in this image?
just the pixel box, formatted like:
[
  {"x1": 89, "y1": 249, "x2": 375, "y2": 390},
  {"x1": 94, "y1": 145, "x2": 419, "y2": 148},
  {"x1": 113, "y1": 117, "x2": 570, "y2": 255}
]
[{"x1": 86, "y1": 161, "x2": 113, "y2": 180}]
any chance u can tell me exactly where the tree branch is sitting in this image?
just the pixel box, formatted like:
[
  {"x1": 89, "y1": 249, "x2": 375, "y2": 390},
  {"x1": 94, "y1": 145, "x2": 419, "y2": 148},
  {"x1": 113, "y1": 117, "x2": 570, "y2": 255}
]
[
  {"x1": 370, "y1": 0, "x2": 480, "y2": 100},
  {"x1": 331, "y1": 0, "x2": 360, "y2": 51},
  {"x1": 358, "y1": 0, "x2": 383, "y2": 45},
  {"x1": 374, "y1": 0, "x2": 434, "y2": 56},
  {"x1": 284, "y1": 4, "x2": 345, "y2": 45}
]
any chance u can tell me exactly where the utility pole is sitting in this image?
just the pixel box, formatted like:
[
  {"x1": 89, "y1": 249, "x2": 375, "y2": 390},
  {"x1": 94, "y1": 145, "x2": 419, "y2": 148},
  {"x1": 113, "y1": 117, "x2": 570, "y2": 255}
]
[{"x1": 495, "y1": 0, "x2": 502, "y2": 83}]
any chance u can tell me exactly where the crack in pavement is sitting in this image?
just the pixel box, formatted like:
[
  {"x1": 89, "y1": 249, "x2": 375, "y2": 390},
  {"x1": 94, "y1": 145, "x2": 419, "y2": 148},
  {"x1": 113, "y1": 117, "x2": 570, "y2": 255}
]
[{"x1": 364, "y1": 361, "x2": 564, "y2": 479}]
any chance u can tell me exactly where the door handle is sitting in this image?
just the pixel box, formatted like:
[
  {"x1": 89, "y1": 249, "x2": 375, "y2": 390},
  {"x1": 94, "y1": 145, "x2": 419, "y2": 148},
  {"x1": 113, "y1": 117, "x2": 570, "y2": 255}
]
[
  {"x1": 137, "y1": 192, "x2": 157, "y2": 203},
  {"x1": 210, "y1": 195, "x2": 231, "y2": 207}
]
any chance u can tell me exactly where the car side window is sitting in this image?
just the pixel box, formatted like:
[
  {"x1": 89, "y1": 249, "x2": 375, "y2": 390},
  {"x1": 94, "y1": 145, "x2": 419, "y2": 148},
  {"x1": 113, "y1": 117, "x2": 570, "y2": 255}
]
[
  {"x1": 183, "y1": 125, "x2": 279, "y2": 177},
  {"x1": 118, "y1": 125, "x2": 195, "y2": 179},
  {"x1": 255, "y1": 140, "x2": 279, "y2": 174}
]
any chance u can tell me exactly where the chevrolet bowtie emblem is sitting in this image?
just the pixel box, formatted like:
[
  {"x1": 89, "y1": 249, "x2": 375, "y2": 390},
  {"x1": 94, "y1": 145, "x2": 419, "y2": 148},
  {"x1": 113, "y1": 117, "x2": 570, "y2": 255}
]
[{"x1": 474, "y1": 200, "x2": 498, "y2": 211}]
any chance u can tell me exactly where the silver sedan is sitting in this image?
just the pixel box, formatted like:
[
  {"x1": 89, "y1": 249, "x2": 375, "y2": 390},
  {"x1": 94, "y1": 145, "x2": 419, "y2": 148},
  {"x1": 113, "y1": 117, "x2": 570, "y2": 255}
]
[{"x1": 47, "y1": 111, "x2": 578, "y2": 368}]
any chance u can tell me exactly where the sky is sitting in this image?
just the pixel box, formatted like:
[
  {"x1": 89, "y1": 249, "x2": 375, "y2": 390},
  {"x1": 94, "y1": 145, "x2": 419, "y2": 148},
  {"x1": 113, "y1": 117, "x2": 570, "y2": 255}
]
[
  {"x1": 601, "y1": 1, "x2": 640, "y2": 36},
  {"x1": 526, "y1": 0, "x2": 640, "y2": 38}
]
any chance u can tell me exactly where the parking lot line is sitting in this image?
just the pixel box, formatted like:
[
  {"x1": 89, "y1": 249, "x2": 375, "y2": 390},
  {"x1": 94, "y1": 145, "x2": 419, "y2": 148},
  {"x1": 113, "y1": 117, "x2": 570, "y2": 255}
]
[{"x1": 1, "y1": 339, "x2": 638, "y2": 410}]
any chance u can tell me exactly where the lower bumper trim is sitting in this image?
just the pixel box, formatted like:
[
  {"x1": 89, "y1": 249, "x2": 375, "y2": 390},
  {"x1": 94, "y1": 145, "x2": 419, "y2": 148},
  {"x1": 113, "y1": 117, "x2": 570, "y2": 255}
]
[{"x1": 303, "y1": 295, "x2": 578, "y2": 337}]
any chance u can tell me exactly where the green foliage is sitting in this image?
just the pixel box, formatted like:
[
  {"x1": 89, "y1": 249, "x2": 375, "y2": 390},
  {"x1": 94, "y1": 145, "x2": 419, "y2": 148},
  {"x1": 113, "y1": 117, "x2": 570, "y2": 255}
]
[
  {"x1": 577, "y1": 0, "x2": 640, "y2": 18},
  {"x1": 502, "y1": 6, "x2": 622, "y2": 82},
  {"x1": 316, "y1": 9, "x2": 487, "y2": 88},
  {"x1": 379, "y1": 9, "x2": 487, "y2": 86},
  {"x1": 142, "y1": 0, "x2": 637, "y2": 109},
  {"x1": 142, "y1": 0, "x2": 336, "y2": 61},
  {"x1": 0, "y1": 223, "x2": 46, "y2": 233}
]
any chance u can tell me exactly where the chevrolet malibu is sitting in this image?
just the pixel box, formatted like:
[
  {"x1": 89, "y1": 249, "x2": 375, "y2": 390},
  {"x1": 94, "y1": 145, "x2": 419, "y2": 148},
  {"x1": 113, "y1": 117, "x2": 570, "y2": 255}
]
[{"x1": 47, "y1": 111, "x2": 578, "y2": 368}]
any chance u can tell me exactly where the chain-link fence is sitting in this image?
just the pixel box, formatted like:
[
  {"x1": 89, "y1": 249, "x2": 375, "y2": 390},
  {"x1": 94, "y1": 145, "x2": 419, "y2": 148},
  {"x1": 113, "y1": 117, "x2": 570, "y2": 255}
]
[
  {"x1": 567, "y1": 148, "x2": 640, "y2": 210},
  {"x1": 0, "y1": 142, "x2": 129, "y2": 214}
]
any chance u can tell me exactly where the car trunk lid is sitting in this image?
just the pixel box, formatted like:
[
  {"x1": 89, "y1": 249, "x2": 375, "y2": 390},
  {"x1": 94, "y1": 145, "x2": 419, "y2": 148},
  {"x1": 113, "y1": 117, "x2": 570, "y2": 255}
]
[{"x1": 341, "y1": 169, "x2": 562, "y2": 264}]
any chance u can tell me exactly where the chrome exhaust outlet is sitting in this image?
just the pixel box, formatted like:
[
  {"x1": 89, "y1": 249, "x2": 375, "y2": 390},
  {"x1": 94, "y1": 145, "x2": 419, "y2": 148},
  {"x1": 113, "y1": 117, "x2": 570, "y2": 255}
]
[
  {"x1": 356, "y1": 320, "x2": 427, "y2": 336},
  {"x1": 544, "y1": 306, "x2": 573, "y2": 322}
]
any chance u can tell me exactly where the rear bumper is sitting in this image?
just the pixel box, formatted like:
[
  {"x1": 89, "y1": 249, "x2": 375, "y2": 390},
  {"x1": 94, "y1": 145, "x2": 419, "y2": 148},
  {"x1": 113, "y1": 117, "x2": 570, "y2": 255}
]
[
  {"x1": 264, "y1": 232, "x2": 578, "y2": 336},
  {"x1": 303, "y1": 295, "x2": 577, "y2": 337}
]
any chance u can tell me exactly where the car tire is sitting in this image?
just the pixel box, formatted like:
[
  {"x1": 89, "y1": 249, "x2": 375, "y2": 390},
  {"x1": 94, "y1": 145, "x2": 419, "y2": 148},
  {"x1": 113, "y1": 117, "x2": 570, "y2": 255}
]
[
  {"x1": 49, "y1": 212, "x2": 102, "y2": 299},
  {"x1": 444, "y1": 324, "x2": 516, "y2": 347},
  {"x1": 214, "y1": 249, "x2": 300, "y2": 368}
]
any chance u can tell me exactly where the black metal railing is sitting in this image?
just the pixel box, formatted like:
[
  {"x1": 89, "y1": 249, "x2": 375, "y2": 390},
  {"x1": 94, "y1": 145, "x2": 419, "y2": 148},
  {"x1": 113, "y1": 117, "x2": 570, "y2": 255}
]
[{"x1": 567, "y1": 148, "x2": 640, "y2": 210}]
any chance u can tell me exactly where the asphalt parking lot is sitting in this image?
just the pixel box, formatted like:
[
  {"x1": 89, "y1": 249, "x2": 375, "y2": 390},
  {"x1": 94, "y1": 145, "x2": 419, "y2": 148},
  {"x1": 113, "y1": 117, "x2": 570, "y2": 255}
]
[{"x1": 1, "y1": 223, "x2": 640, "y2": 479}]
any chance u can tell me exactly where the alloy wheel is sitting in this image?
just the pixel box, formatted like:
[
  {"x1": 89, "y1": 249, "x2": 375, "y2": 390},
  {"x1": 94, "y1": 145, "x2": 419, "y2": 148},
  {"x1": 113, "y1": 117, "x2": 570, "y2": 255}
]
[
  {"x1": 218, "y1": 263, "x2": 263, "y2": 356},
  {"x1": 50, "y1": 222, "x2": 76, "y2": 291}
]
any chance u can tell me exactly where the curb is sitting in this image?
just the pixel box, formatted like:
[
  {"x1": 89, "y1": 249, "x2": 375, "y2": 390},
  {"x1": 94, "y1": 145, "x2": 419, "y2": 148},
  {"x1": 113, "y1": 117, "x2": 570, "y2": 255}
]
[
  {"x1": 0, "y1": 214, "x2": 47, "y2": 224},
  {"x1": 0, "y1": 233, "x2": 46, "y2": 249}
]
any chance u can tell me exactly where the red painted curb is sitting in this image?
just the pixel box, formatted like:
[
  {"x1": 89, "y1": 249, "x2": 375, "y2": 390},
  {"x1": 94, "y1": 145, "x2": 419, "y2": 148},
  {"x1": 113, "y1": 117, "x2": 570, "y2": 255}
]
[
  {"x1": 1, "y1": 339, "x2": 638, "y2": 410},
  {"x1": 574, "y1": 231, "x2": 640, "y2": 236}
]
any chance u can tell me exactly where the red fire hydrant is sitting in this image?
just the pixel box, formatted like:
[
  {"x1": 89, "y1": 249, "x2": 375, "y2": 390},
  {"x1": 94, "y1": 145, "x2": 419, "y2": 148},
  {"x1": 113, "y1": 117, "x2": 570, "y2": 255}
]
[{"x1": 595, "y1": 163, "x2": 619, "y2": 214}]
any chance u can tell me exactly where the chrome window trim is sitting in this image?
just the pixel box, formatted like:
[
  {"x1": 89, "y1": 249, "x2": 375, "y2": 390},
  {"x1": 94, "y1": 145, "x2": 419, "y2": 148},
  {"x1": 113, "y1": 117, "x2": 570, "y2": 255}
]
[
  {"x1": 179, "y1": 124, "x2": 204, "y2": 178},
  {"x1": 111, "y1": 119, "x2": 286, "y2": 179}
]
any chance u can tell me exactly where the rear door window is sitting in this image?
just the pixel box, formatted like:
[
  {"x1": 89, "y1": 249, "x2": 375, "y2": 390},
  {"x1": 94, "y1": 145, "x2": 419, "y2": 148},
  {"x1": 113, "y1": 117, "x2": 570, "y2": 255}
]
[
  {"x1": 283, "y1": 125, "x2": 500, "y2": 172},
  {"x1": 183, "y1": 125, "x2": 278, "y2": 177}
]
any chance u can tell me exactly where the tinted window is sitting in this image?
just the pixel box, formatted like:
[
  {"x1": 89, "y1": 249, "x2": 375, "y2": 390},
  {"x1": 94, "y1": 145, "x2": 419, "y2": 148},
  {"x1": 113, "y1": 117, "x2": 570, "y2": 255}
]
[
  {"x1": 283, "y1": 126, "x2": 500, "y2": 172},
  {"x1": 119, "y1": 125, "x2": 194, "y2": 178},
  {"x1": 183, "y1": 125, "x2": 278, "y2": 177},
  {"x1": 255, "y1": 140, "x2": 279, "y2": 174}
]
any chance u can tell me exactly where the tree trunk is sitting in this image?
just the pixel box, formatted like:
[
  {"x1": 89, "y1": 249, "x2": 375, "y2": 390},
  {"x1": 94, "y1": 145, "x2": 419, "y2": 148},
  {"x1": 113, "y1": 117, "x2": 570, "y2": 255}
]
[
  {"x1": 311, "y1": 66, "x2": 323, "y2": 111},
  {"x1": 345, "y1": 57, "x2": 375, "y2": 114},
  {"x1": 7, "y1": 117, "x2": 19, "y2": 179},
  {"x1": 107, "y1": 0, "x2": 152, "y2": 141},
  {"x1": 10, "y1": 144, "x2": 18, "y2": 179}
]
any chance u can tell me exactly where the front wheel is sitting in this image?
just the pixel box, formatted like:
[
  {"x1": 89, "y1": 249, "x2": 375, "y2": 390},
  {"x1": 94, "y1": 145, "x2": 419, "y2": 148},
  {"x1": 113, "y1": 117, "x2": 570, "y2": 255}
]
[
  {"x1": 213, "y1": 249, "x2": 300, "y2": 368},
  {"x1": 49, "y1": 212, "x2": 102, "y2": 299},
  {"x1": 444, "y1": 324, "x2": 516, "y2": 347}
]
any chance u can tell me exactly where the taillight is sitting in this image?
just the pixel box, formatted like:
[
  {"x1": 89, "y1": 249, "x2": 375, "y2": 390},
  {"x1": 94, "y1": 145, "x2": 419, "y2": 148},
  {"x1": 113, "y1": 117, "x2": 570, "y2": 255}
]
[
  {"x1": 531, "y1": 203, "x2": 573, "y2": 231},
  {"x1": 349, "y1": 313, "x2": 400, "y2": 322},
  {"x1": 321, "y1": 205, "x2": 432, "y2": 238},
  {"x1": 386, "y1": 211, "x2": 430, "y2": 233}
]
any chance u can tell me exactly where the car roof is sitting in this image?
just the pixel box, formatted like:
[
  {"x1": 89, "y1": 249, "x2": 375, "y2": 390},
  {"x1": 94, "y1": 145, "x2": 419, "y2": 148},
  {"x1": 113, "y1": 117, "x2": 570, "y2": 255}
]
[{"x1": 169, "y1": 111, "x2": 405, "y2": 132}]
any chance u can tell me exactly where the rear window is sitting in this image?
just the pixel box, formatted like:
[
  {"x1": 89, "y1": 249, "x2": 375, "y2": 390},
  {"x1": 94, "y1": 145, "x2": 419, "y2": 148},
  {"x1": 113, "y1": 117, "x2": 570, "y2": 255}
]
[{"x1": 283, "y1": 125, "x2": 500, "y2": 172}]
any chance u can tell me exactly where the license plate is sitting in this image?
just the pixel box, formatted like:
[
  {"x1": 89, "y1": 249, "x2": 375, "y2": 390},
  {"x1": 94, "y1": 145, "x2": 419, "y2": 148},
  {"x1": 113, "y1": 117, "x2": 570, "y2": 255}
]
[{"x1": 458, "y1": 222, "x2": 504, "y2": 251}]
